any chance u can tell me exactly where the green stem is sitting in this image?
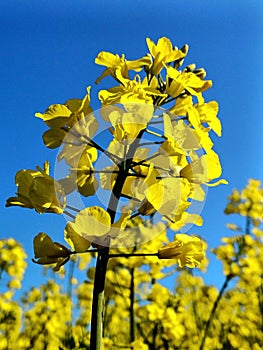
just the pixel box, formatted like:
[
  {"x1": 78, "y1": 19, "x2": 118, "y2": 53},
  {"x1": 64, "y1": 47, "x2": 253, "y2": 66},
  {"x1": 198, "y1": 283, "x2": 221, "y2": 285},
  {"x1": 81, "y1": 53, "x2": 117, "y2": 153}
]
[
  {"x1": 63, "y1": 126, "x2": 121, "y2": 165},
  {"x1": 130, "y1": 268, "x2": 135, "y2": 343},
  {"x1": 130, "y1": 152, "x2": 161, "y2": 168},
  {"x1": 64, "y1": 210, "x2": 76, "y2": 220},
  {"x1": 145, "y1": 128, "x2": 165, "y2": 138},
  {"x1": 199, "y1": 274, "x2": 232, "y2": 350},
  {"x1": 66, "y1": 204, "x2": 80, "y2": 213},
  {"x1": 90, "y1": 130, "x2": 145, "y2": 349},
  {"x1": 139, "y1": 141, "x2": 164, "y2": 147},
  {"x1": 151, "y1": 323, "x2": 158, "y2": 350},
  {"x1": 245, "y1": 214, "x2": 251, "y2": 235},
  {"x1": 67, "y1": 259, "x2": 75, "y2": 300},
  {"x1": 109, "y1": 253, "x2": 157, "y2": 258},
  {"x1": 90, "y1": 249, "x2": 109, "y2": 350}
]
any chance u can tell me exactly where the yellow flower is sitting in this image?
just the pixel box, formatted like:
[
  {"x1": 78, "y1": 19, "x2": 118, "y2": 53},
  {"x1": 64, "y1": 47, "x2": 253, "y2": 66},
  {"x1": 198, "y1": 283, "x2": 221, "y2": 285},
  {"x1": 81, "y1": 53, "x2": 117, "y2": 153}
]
[
  {"x1": 95, "y1": 51, "x2": 152, "y2": 84},
  {"x1": 35, "y1": 87, "x2": 93, "y2": 129},
  {"x1": 0, "y1": 238, "x2": 27, "y2": 291},
  {"x1": 99, "y1": 76, "x2": 166, "y2": 106},
  {"x1": 180, "y1": 150, "x2": 228, "y2": 186},
  {"x1": 33, "y1": 233, "x2": 71, "y2": 271},
  {"x1": 6, "y1": 162, "x2": 66, "y2": 214},
  {"x1": 224, "y1": 179, "x2": 263, "y2": 225},
  {"x1": 158, "y1": 233, "x2": 205, "y2": 268},
  {"x1": 59, "y1": 150, "x2": 98, "y2": 197},
  {"x1": 195, "y1": 101, "x2": 221, "y2": 136},
  {"x1": 146, "y1": 37, "x2": 187, "y2": 75},
  {"x1": 107, "y1": 106, "x2": 154, "y2": 143},
  {"x1": 160, "y1": 113, "x2": 187, "y2": 156},
  {"x1": 69, "y1": 206, "x2": 112, "y2": 244},
  {"x1": 166, "y1": 66, "x2": 212, "y2": 100},
  {"x1": 36, "y1": 87, "x2": 97, "y2": 152},
  {"x1": 139, "y1": 177, "x2": 191, "y2": 218},
  {"x1": 130, "y1": 339, "x2": 149, "y2": 350},
  {"x1": 65, "y1": 206, "x2": 131, "y2": 249},
  {"x1": 64, "y1": 222, "x2": 92, "y2": 253}
]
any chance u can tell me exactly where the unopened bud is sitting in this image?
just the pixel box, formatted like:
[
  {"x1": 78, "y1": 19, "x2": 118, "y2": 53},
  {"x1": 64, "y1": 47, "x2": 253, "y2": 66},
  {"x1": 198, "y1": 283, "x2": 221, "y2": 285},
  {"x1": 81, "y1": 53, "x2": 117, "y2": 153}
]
[
  {"x1": 194, "y1": 68, "x2": 206, "y2": 79},
  {"x1": 184, "y1": 64, "x2": 196, "y2": 72},
  {"x1": 181, "y1": 44, "x2": 189, "y2": 54},
  {"x1": 144, "y1": 64, "x2": 151, "y2": 74}
]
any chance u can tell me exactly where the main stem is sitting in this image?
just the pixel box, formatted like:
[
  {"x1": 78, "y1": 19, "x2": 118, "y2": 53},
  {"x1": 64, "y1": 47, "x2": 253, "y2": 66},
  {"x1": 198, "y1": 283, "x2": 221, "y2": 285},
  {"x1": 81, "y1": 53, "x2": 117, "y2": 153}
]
[
  {"x1": 90, "y1": 249, "x2": 109, "y2": 350},
  {"x1": 90, "y1": 132, "x2": 144, "y2": 349}
]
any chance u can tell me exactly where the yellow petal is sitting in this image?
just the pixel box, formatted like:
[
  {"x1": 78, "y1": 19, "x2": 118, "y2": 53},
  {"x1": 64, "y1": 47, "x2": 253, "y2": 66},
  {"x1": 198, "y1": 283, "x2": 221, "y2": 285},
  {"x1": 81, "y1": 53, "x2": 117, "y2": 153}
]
[
  {"x1": 33, "y1": 232, "x2": 69, "y2": 258},
  {"x1": 30, "y1": 176, "x2": 65, "y2": 214},
  {"x1": 180, "y1": 150, "x2": 222, "y2": 184},
  {"x1": 196, "y1": 101, "x2": 221, "y2": 136},
  {"x1": 189, "y1": 184, "x2": 206, "y2": 201},
  {"x1": 145, "y1": 178, "x2": 190, "y2": 216},
  {"x1": 71, "y1": 206, "x2": 111, "y2": 238},
  {"x1": 95, "y1": 51, "x2": 121, "y2": 67},
  {"x1": 207, "y1": 179, "x2": 228, "y2": 187},
  {"x1": 35, "y1": 104, "x2": 72, "y2": 128},
  {"x1": 42, "y1": 128, "x2": 67, "y2": 149},
  {"x1": 187, "y1": 106, "x2": 201, "y2": 131},
  {"x1": 64, "y1": 222, "x2": 91, "y2": 252},
  {"x1": 168, "y1": 212, "x2": 203, "y2": 231},
  {"x1": 77, "y1": 177, "x2": 98, "y2": 197},
  {"x1": 15, "y1": 170, "x2": 37, "y2": 196},
  {"x1": 110, "y1": 211, "x2": 131, "y2": 238}
]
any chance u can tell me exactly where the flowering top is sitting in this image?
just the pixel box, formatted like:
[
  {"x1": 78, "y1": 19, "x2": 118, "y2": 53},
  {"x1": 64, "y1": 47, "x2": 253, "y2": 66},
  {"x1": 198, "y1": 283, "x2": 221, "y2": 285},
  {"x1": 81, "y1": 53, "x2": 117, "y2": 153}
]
[{"x1": 6, "y1": 36, "x2": 227, "y2": 270}]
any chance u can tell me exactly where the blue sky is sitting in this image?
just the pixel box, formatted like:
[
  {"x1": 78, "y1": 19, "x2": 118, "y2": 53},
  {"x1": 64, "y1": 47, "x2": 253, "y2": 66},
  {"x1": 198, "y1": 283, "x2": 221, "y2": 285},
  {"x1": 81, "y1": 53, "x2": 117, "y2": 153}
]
[{"x1": 1, "y1": 0, "x2": 263, "y2": 290}]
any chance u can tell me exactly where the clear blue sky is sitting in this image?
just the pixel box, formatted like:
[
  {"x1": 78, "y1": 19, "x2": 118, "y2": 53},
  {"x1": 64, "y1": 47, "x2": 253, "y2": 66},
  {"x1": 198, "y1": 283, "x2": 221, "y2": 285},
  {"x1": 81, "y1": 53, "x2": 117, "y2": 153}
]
[{"x1": 1, "y1": 0, "x2": 263, "y2": 289}]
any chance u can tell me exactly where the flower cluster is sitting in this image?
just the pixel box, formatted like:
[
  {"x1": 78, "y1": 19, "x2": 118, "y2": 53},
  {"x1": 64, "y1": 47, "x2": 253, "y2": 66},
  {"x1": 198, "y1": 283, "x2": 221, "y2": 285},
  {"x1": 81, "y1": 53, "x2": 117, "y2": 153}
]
[
  {"x1": 0, "y1": 239, "x2": 27, "y2": 350},
  {"x1": 225, "y1": 178, "x2": 263, "y2": 226},
  {"x1": 6, "y1": 37, "x2": 226, "y2": 271},
  {"x1": 0, "y1": 238, "x2": 27, "y2": 293}
]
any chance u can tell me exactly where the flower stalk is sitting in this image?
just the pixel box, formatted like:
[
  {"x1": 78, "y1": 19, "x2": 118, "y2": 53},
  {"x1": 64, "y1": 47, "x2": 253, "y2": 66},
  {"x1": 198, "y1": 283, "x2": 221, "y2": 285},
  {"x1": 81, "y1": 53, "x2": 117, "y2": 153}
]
[{"x1": 90, "y1": 131, "x2": 144, "y2": 348}]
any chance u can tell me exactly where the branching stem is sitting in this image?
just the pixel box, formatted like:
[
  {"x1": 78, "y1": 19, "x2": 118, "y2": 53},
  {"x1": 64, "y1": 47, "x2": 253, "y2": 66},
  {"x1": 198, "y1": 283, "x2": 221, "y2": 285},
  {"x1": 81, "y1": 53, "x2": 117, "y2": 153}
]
[
  {"x1": 90, "y1": 130, "x2": 145, "y2": 349},
  {"x1": 109, "y1": 253, "x2": 157, "y2": 258}
]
